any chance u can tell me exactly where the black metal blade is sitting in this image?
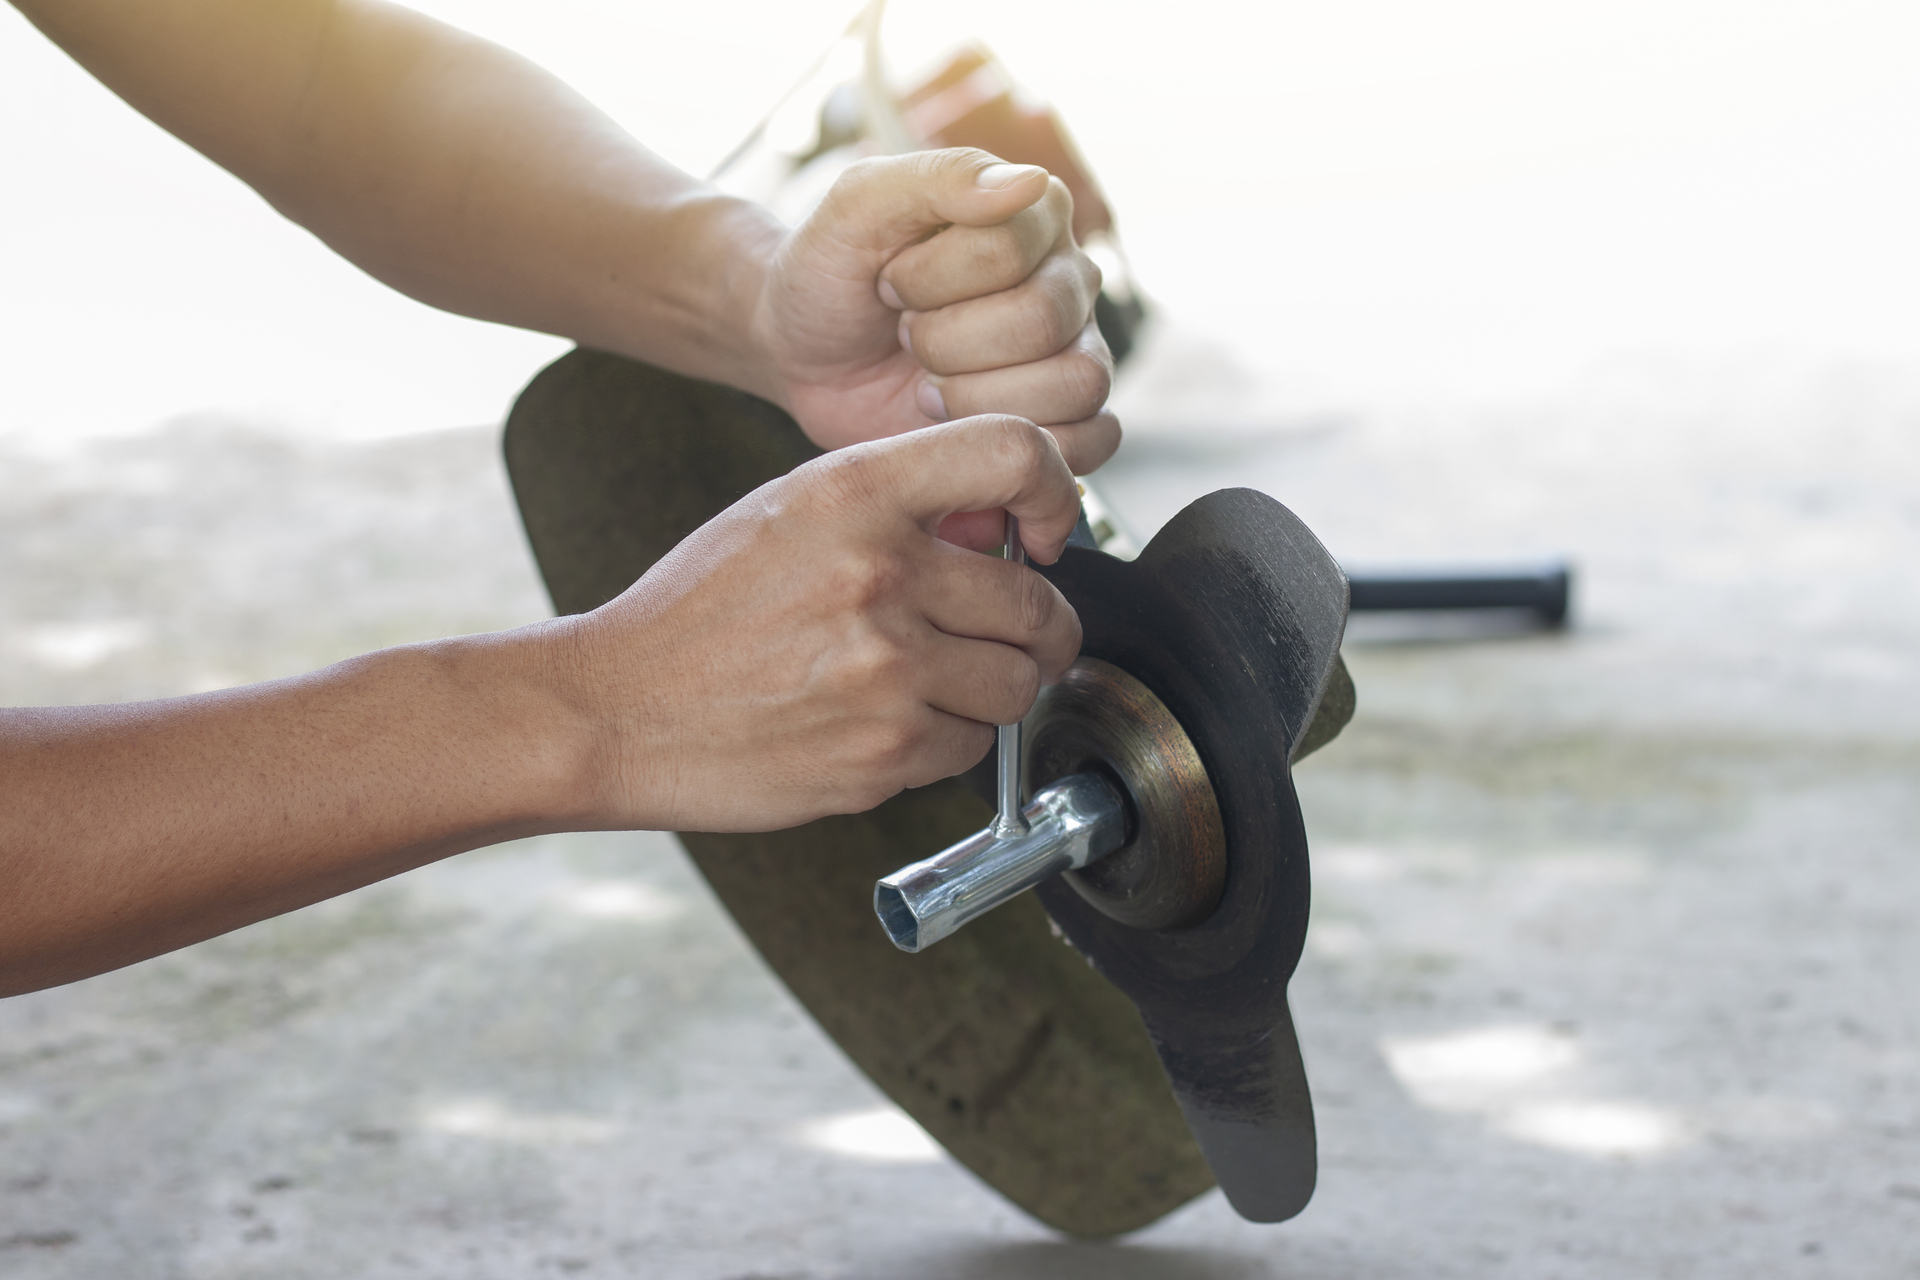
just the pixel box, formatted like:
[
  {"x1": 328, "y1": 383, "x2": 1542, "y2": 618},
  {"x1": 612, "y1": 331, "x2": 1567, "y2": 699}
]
[{"x1": 1035, "y1": 489, "x2": 1350, "y2": 1222}]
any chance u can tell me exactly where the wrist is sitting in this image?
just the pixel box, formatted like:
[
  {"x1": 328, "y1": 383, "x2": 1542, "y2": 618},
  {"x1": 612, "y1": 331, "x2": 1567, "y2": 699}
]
[
  {"x1": 707, "y1": 194, "x2": 790, "y2": 405},
  {"x1": 597, "y1": 191, "x2": 789, "y2": 406},
  {"x1": 487, "y1": 608, "x2": 688, "y2": 834},
  {"x1": 436, "y1": 619, "x2": 615, "y2": 834}
]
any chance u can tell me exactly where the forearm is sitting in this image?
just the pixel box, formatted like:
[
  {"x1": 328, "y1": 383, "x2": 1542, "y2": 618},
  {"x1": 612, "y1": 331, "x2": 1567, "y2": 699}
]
[
  {"x1": 14, "y1": 0, "x2": 787, "y2": 399},
  {"x1": 0, "y1": 416, "x2": 1086, "y2": 996},
  {"x1": 0, "y1": 623, "x2": 603, "y2": 996}
]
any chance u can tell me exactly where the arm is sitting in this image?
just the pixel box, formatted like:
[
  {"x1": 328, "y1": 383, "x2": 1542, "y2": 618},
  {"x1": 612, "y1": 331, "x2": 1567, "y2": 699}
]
[
  {"x1": 0, "y1": 418, "x2": 1086, "y2": 996},
  {"x1": 14, "y1": 0, "x2": 1118, "y2": 467},
  {"x1": 18, "y1": 0, "x2": 784, "y2": 397}
]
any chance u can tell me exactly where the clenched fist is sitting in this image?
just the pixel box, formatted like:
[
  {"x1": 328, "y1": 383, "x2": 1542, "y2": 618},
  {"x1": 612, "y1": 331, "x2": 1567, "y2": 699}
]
[{"x1": 752, "y1": 149, "x2": 1120, "y2": 476}]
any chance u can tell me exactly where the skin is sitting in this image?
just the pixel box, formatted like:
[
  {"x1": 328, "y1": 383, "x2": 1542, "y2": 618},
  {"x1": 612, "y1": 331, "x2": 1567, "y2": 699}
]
[
  {"x1": 0, "y1": 0, "x2": 1120, "y2": 995},
  {"x1": 12, "y1": 0, "x2": 1119, "y2": 471}
]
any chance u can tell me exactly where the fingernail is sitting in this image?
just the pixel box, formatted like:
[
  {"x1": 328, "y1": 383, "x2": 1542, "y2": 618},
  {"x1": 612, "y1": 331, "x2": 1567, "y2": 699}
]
[
  {"x1": 916, "y1": 378, "x2": 948, "y2": 422},
  {"x1": 896, "y1": 312, "x2": 914, "y2": 357},
  {"x1": 977, "y1": 163, "x2": 1045, "y2": 190},
  {"x1": 877, "y1": 278, "x2": 904, "y2": 309}
]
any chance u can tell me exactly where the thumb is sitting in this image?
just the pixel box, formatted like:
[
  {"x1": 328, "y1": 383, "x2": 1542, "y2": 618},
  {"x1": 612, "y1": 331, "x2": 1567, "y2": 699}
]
[{"x1": 809, "y1": 148, "x2": 1050, "y2": 259}]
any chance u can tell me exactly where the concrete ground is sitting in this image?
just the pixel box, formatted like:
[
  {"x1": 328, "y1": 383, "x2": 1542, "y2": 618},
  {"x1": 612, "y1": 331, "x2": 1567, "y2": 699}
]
[{"x1": 3, "y1": 347, "x2": 1918, "y2": 1278}]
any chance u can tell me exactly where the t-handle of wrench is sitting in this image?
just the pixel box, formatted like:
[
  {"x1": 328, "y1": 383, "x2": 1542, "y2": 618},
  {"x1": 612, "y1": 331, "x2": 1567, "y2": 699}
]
[
  {"x1": 990, "y1": 510, "x2": 1031, "y2": 839},
  {"x1": 874, "y1": 514, "x2": 1134, "y2": 952}
]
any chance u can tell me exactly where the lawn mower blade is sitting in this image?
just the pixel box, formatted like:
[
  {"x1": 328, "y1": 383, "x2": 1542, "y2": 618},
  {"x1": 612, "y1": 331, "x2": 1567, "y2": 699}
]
[{"x1": 1032, "y1": 489, "x2": 1349, "y2": 1222}]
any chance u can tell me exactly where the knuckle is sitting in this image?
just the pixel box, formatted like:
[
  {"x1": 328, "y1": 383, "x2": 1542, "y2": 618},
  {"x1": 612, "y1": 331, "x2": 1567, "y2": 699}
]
[
  {"x1": 1014, "y1": 570, "x2": 1058, "y2": 640},
  {"x1": 1013, "y1": 413, "x2": 1053, "y2": 457},
  {"x1": 1061, "y1": 597, "x2": 1085, "y2": 663},
  {"x1": 986, "y1": 416, "x2": 1052, "y2": 476},
  {"x1": 908, "y1": 316, "x2": 953, "y2": 372},
  {"x1": 944, "y1": 146, "x2": 996, "y2": 174},
  {"x1": 1075, "y1": 247, "x2": 1104, "y2": 295},
  {"x1": 1059, "y1": 348, "x2": 1112, "y2": 413},
  {"x1": 1045, "y1": 178, "x2": 1076, "y2": 229},
  {"x1": 825, "y1": 548, "x2": 906, "y2": 612},
  {"x1": 905, "y1": 148, "x2": 968, "y2": 194},
  {"x1": 1002, "y1": 655, "x2": 1043, "y2": 719},
  {"x1": 1013, "y1": 293, "x2": 1073, "y2": 356},
  {"x1": 966, "y1": 226, "x2": 1029, "y2": 286},
  {"x1": 814, "y1": 447, "x2": 885, "y2": 508},
  {"x1": 870, "y1": 715, "x2": 921, "y2": 763},
  {"x1": 841, "y1": 636, "x2": 901, "y2": 688},
  {"x1": 910, "y1": 148, "x2": 949, "y2": 180}
]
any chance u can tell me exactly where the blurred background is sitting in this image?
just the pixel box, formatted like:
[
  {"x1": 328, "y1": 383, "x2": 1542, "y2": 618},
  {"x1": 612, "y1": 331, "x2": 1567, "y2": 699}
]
[
  {"x1": 8, "y1": 0, "x2": 1920, "y2": 443},
  {"x1": 3, "y1": 2, "x2": 1919, "y2": 1277}
]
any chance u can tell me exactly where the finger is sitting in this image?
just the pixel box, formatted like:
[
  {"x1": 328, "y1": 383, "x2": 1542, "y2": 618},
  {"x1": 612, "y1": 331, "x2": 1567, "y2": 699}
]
[
  {"x1": 915, "y1": 631, "x2": 1047, "y2": 726},
  {"x1": 915, "y1": 542, "x2": 1082, "y2": 683},
  {"x1": 894, "y1": 710, "x2": 998, "y2": 790},
  {"x1": 929, "y1": 323, "x2": 1114, "y2": 431},
  {"x1": 881, "y1": 179, "x2": 1076, "y2": 311},
  {"x1": 1044, "y1": 411, "x2": 1122, "y2": 476},
  {"x1": 823, "y1": 415, "x2": 1082, "y2": 561},
  {"x1": 832, "y1": 699, "x2": 998, "y2": 804},
  {"x1": 812, "y1": 148, "x2": 1052, "y2": 264},
  {"x1": 934, "y1": 509, "x2": 1017, "y2": 552},
  {"x1": 902, "y1": 248, "x2": 1099, "y2": 375},
  {"x1": 923, "y1": 426, "x2": 1115, "y2": 549},
  {"x1": 925, "y1": 413, "x2": 1120, "y2": 493}
]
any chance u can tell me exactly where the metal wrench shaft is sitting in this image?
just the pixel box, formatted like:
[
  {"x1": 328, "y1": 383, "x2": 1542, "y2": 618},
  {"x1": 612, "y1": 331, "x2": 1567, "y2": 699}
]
[{"x1": 991, "y1": 511, "x2": 1030, "y2": 839}]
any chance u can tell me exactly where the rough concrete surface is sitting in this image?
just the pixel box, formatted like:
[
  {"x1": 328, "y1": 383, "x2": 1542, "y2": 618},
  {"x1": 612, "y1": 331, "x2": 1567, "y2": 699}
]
[{"x1": 3, "y1": 350, "x2": 1918, "y2": 1278}]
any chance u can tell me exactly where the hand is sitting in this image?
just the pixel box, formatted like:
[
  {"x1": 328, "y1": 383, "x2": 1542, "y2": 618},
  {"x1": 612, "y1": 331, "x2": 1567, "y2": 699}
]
[
  {"x1": 565, "y1": 415, "x2": 1085, "y2": 831},
  {"x1": 750, "y1": 149, "x2": 1120, "y2": 475}
]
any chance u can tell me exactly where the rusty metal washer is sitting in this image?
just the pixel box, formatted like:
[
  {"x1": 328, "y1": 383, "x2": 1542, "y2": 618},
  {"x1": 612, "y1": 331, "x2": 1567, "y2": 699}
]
[{"x1": 1025, "y1": 658, "x2": 1227, "y2": 932}]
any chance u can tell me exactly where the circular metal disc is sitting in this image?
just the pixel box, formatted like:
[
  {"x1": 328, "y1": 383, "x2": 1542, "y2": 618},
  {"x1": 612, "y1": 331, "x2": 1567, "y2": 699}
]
[
  {"x1": 504, "y1": 349, "x2": 1217, "y2": 1237},
  {"x1": 1026, "y1": 657, "x2": 1226, "y2": 931}
]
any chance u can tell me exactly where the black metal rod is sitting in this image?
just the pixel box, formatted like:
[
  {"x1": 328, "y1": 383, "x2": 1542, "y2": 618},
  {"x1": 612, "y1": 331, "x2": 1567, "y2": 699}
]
[{"x1": 1345, "y1": 562, "x2": 1572, "y2": 626}]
